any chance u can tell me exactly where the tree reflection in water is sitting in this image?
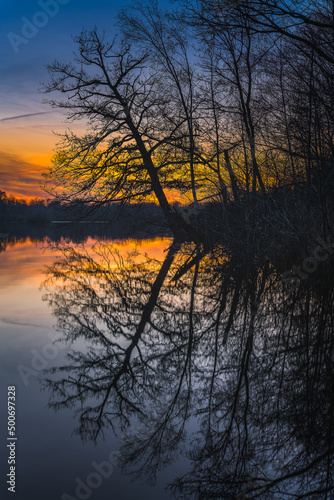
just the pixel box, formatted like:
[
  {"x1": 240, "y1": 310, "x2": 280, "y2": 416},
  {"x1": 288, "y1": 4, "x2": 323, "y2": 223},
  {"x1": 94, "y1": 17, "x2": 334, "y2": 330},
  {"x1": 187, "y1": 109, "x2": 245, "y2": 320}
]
[{"x1": 42, "y1": 238, "x2": 334, "y2": 499}]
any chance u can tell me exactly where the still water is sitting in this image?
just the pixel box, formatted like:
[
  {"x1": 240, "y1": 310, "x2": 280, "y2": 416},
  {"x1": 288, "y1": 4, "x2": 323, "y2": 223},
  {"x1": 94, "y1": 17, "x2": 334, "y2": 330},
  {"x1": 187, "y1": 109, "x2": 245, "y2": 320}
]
[
  {"x1": 0, "y1": 235, "x2": 181, "y2": 500},
  {"x1": 1, "y1": 232, "x2": 334, "y2": 499}
]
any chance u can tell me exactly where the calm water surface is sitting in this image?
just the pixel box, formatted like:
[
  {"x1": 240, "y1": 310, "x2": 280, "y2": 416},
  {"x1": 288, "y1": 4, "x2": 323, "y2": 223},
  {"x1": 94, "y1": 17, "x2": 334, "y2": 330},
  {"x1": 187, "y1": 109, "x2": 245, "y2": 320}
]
[
  {"x1": 0, "y1": 236, "x2": 179, "y2": 500},
  {"x1": 1, "y1": 233, "x2": 334, "y2": 499}
]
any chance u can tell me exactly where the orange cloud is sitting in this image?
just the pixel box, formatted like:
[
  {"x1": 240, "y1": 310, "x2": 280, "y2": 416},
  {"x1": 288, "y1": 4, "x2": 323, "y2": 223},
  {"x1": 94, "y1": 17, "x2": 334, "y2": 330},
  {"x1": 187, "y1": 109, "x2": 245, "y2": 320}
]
[{"x1": 0, "y1": 150, "x2": 47, "y2": 199}]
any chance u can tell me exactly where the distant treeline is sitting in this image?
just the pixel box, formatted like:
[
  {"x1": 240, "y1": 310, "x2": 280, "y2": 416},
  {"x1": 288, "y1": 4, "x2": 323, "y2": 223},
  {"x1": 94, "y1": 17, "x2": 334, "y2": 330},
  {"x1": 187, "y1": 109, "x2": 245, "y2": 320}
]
[{"x1": 0, "y1": 190, "x2": 167, "y2": 225}]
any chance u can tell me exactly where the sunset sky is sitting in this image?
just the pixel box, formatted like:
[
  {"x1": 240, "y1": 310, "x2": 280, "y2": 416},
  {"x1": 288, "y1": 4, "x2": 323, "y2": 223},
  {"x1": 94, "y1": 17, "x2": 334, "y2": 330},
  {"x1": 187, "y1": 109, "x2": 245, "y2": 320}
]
[{"x1": 0, "y1": 0, "x2": 130, "y2": 200}]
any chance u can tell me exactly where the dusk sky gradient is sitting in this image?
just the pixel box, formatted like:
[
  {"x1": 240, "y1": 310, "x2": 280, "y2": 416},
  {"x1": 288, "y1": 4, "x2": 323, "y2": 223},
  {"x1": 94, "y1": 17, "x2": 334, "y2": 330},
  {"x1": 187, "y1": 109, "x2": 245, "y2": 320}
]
[{"x1": 0, "y1": 0, "x2": 131, "y2": 199}]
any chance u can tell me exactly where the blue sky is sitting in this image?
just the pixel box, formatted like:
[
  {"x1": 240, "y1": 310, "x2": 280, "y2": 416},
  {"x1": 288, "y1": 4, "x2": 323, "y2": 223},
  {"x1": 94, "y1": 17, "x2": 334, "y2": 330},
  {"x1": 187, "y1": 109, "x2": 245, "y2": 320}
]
[
  {"x1": 0, "y1": 0, "x2": 133, "y2": 197},
  {"x1": 1, "y1": 0, "x2": 129, "y2": 119}
]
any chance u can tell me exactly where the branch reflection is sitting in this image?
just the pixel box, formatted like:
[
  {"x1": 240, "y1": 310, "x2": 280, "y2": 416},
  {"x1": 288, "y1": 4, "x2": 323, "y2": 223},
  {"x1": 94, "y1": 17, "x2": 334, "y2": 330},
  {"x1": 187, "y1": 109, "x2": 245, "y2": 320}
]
[{"x1": 42, "y1": 238, "x2": 334, "y2": 498}]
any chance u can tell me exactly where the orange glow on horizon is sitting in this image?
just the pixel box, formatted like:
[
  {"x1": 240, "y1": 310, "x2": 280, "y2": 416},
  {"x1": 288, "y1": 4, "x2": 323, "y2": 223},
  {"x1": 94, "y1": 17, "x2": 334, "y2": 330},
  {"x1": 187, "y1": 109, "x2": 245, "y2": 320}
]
[
  {"x1": 0, "y1": 111, "x2": 87, "y2": 200},
  {"x1": 0, "y1": 113, "x2": 192, "y2": 204}
]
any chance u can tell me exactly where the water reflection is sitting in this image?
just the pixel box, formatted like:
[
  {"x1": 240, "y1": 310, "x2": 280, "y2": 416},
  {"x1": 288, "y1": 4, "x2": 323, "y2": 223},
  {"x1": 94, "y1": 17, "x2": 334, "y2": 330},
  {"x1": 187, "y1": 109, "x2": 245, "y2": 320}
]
[{"x1": 42, "y1": 238, "x2": 334, "y2": 499}]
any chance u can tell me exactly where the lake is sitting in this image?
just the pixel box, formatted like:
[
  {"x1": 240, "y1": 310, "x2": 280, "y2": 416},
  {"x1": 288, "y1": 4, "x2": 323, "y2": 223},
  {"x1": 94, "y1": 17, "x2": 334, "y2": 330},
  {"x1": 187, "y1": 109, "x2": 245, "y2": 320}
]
[
  {"x1": 1, "y1": 230, "x2": 334, "y2": 499},
  {"x1": 0, "y1": 234, "x2": 183, "y2": 500}
]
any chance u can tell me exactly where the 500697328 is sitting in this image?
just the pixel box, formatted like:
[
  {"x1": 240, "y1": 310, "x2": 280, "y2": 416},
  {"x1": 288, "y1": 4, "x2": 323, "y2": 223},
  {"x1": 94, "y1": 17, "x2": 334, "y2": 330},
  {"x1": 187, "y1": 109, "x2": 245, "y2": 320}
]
[{"x1": 7, "y1": 386, "x2": 17, "y2": 494}]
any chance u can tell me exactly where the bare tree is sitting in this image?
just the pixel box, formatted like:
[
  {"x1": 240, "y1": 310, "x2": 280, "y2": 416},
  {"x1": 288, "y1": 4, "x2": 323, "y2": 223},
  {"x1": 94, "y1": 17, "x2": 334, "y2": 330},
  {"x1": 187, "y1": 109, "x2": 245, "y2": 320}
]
[
  {"x1": 198, "y1": 0, "x2": 334, "y2": 66},
  {"x1": 197, "y1": 13, "x2": 267, "y2": 194},
  {"x1": 43, "y1": 29, "x2": 196, "y2": 239},
  {"x1": 119, "y1": 3, "x2": 204, "y2": 210}
]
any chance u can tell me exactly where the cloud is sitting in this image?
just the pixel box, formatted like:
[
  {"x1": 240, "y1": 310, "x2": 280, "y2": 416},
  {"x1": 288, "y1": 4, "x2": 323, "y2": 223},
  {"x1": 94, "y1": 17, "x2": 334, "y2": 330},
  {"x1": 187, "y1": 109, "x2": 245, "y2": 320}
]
[
  {"x1": 0, "y1": 112, "x2": 50, "y2": 122},
  {"x1": 0, "y1": 151, "x2": 47, "y2": 198}
]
